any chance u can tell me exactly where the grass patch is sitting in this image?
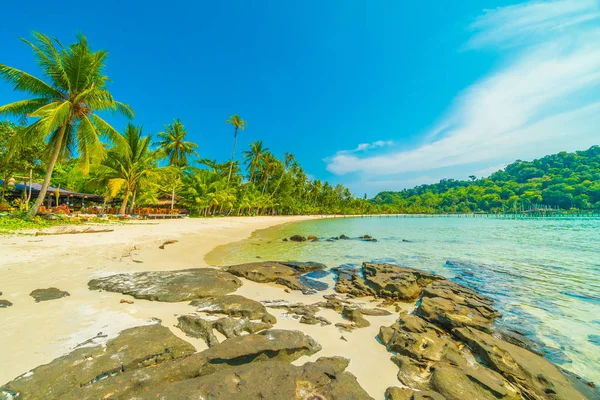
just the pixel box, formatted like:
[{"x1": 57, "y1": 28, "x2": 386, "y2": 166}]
[{"x1": 0, "y1": 213, "x2": 111, "y2": 234}]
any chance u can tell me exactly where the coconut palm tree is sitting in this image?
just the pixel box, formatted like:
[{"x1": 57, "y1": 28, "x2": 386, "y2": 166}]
[
  {"x1": 242, "y1": 140, "x2": 268, "y2": 185},
  {"x1": 156, "y1": 118, "x2": 198, "y2": 167},
  {"x1": 94, "y1": 124, "x2": 157, "y2": 214},
  {"x1": 225, "y1": 114, "x2": 246, "y2": 184},
  {"x1": 271, "y1": 152, "x2": 294, "y2": 198},
  {"x1": 0, "y1": 32, "x2": 133, "y2": 216}
]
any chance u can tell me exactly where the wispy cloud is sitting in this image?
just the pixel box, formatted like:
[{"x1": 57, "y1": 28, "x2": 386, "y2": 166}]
[
  {"x1": 334, "y1": 140, "x2": 394, "y2": 155},
  {"x1": 326, "y1": 0, "x2": 600, "y2": 190}
]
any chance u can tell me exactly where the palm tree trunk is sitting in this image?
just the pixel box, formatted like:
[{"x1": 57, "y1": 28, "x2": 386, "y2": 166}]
[
  {"x1": 129, "y1": 190, "x2": 137, "y2": 214},
  {"x1": 227, "y1": 128, "x2": 238, "y2": 184},
  {"x1": 171, "y1": 185, "x2": 175, "y2": 209},
  {"x1": 27, "y1": 125, "x2": 67, "y2": 217},
  {"x1": 119, "y1": 187, "x2": 131, "y2": 214}
]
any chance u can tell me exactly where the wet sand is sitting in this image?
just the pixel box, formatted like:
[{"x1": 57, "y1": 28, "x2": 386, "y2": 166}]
[{"x1": 0, "y1": 216, "x2": 404, "y2": 398}]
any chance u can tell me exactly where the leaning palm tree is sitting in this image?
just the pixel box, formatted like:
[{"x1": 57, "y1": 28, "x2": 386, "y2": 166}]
[
  {"x1": 225, "y1": 114, "x2": 247, "y2": 184},
  {"x1": 156, "y1": 118, "x2": 198, "y2": 167},
  {"x1": 0, "y1": 32, "x2": 133, "y2": 216},
  {"x1": 94, "y1": 124, "x2": 157, "y2": 214}
]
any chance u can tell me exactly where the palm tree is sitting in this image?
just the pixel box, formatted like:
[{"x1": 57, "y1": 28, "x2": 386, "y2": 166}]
[
  {"x1": 0, "y1": 32, "x2": 133, "y2": 216},
  {"x1": 95, "y1": 124, "x2": 157, "y2": 214},
  {"x1": 271, "y1": 152, "x2": 294, "y2": 198},
  {"x1": 156, "y1": 118, "x2": 198, "y2": 167},
  {"x1": 242, "y1": 140, "x2": 268, "y2": 184},
  {"x1": 225, "y1": 114, "x2": 247, "y2": 184},
  {"x1": 156, "y1": 118, "x2": 197, "y2": 208}
]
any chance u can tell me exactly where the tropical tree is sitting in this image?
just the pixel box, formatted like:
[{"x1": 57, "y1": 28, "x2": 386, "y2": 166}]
[
  {"x1": 156, "y1": 118, "x2": 197, "y2": 167},
  {"x1": 225, "y1": 114, "x2": 246, "y2": 184},
  {"x1": 0, "y1": 32, "x2": 133, "y2": 216},
  {"x1": 94, "y1": 124, "x2": 157, "y2": 214},
  {"x1": 243, "y1": 140, "x2": 267, "y2": 184}
]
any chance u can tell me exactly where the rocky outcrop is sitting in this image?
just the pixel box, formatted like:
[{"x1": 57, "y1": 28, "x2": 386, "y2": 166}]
[
  {"x1": 378, "y1": 314, "x2": 523, "y2": 400},
  {"x1": 190, "y1": 294, "x2": 276, "y2": 323},
  {"x1": 289, "y1": 234, "x2": 307, "y2": 242},
  {"x1": 342, "y1": 306, "x2": 370, "y2": 328},
  {"x1": 177, "y1": 314, "x2": 272, "y2": 347},
  {"x1": 454, "y1": 327, "x2": 589, "y2": 400},
  {"x1": 88, "y1": 268, "x2": 242, "y2": 302},
  {"x1": 133, "y1": 356, "x2": 373, "y2": 399},
  {"x1": 29, "y1": 287, "x2": 70, "y2": 302},
  {"x1": 334, "y1": 263, "x2": 444, "y2": 300},
  {"x1": 0, "y1": 300, "x2": 11, "y2": 308},
  {"x1": 263, "y1": 300, "x2": 331, "y2": 326},
  {"x1": 416, "y1": 280, "x2": 500, "y2": 332},
  {"x1": 225, "y1": 261, "x2": 328, "y2": 293},
  {"x1": 0, "y1": 324, "x2": 196, "y2": 400},
  {"x1": 385, "y1": 386, "x2": 446, "y2": 400},
  {"x1": 42, "y1": 329, "x2": 324, "y2": 400}
]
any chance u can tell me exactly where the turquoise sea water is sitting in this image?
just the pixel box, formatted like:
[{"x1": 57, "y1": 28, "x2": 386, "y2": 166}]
[{"x1": 208, "y1": 216, "x2": 600, "y2": 384}]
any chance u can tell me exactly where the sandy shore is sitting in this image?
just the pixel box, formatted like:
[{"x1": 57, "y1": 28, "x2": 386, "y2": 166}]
[{"x1": 0, "y1": 216, "x2": 404, "y2": 398}]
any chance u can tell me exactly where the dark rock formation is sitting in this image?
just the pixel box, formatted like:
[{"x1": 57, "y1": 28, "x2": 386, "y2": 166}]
[
  {"x1": 289, "y1": 234, "x2": 307, "y2": 242},
  {"x1": 133, "y1": 357, "x2": 373, "y2": 399},
  {"x1": 29, "y1": 287, "x2": 70, "y2": 302},
  {"x1": 416, "y1": 280, "x2": 500, "y2": 332},
  {"x1": 176, "y1": 314, "x2": 272, "y2": 347},
  {"x1": 454, "y1": 326, "x2": 589, "y2": 400},
  {"x1": 0, "y1": 324, "x2": 196, "y2": 400},
  {"x1": 340, "y1": 234, "x2": 350, "y2": 239},
  {"x1": 275, "y1": 274, "x2": 328, "y2": 294},
  {"x1": 342, "y1": 306, "x2": 370, "y2": 328},
  {"x1": 225, "y1": 261, "x2": 327, "y2": 293},
  {"x1": 386, "y1": 386, "x2": 446, "y2": 400},
  {"x1": 88, "y1": 268, "x2": 242, "y2": 302},
  {"x1": 334, "y1": 263, "x2": 444, "y2": 300},
  {"x1": 0, "y1": 300, "x2": 12, "y2": 308},
  {"x1": 190, "y1": 294, "x2": 276, "y2": 323},
  {"x1": 263, "y1": 301, "x2": 331, "y2": 326},
  {"x1": 46, "y1": 329, "x2": 324, "y2": 399}
]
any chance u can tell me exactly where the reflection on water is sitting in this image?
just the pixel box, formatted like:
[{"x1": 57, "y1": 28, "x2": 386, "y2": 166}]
[{"x1": 206, "y1": 216, "x2": 600, "y2": 383}]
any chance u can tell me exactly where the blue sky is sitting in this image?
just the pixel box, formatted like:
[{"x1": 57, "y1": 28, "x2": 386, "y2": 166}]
[{"x1": 1, "y1": 0, "x2": 599, "y2": 196}]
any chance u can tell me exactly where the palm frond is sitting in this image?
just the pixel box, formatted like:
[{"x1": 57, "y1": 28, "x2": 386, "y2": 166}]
[
  {"x1": 0, "y1": 98, "x2": 50, "y2": 118},
  {"x1": 0, "y1": 64, "x2": 64, "y2": 98}
]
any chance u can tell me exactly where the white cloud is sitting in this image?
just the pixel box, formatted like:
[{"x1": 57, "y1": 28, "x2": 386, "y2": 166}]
[
  {"x1": 326, "y1": 0, "x2": 600, "y2": 183},
  {"x1": 466, "y1": 0, "x2": 600, "y2": 49},
  {"x1": 335, "y1": 140, "x2": 394, "y2": 155}
]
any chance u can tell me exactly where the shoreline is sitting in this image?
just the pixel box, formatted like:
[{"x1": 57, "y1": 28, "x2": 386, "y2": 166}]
[
  {"x1": 0, "y1": 215, "x2": 405, "y2": 398},
  {"x1": 0, "y1": 217, "x2": 316, "y2": 382}
]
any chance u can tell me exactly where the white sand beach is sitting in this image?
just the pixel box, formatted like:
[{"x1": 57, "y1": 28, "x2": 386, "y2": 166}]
[{"x1": 0, "y1": 216, "x2": 403, "y2": 398}]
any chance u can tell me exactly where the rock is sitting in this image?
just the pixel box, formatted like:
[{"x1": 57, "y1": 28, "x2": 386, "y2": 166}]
[
  {"x1": 264, "y1": 301, "x2": 330, "y2": 325},
  {"x1": 225, "y1": 261, "x2": 298, "y2": 283},
  {"x1": 359, "y1": 235, "x2": 374, "y2": 239},
  {"x1": 416, "y1": 280, "x2": 499, "y2": 332},
  {"x1": 333, "y1": 263, "x2": 444, "y2": 300},
  {"x1": 360, "y1": 307, "x2": 392, "y2": 316},
  {"x1": 29, "y1": 287, "x2": 70, "y2": 302},
  {"x1": 282, "y1": 238, "x2": 288, "y2": 242},
  {"x1": 454, "y1": 326, "x2": 588, "y2": 400},
  {"x1": 335, "y1": 322, "x2": 356, "y2": 332},
  {"x1": 275, "y1": 274, "x2": 328, "y2": 294},
  {"x1": 133, "y1": 357, "x2": 372, "y2": 399},
  {"x1": 307, "y1": 235, "x2": 317, "y2": 240},
  {"x1": 190, "y1": 294, "x2": 276, "y2": 323},
  {"x1": 0, "y1": 324, "x2": 196, "y2": 400},
  {"x1": 177, "y1": 315, "x2": 272, "y2": 347},
  {"x1": 119, "y1": 299, "x2": 134, "y2": 304},
  {"x1": 341, "y1": 335, "x2": 348, "y2": 341},
  {"x1": 88, "y1": 268, "x2": 242, "y2": 302},
  {"x1": 385, "y1": 386, "x2": 446, "y2": 400},
  {"x1": 289, "y1": 234, "x2": 307, "y2": 242},
  {"x1": 0, "y1": 299, "x2": 12, "y2": 308},
  {"x1": 158, "y1": 239, "x2": 178, "y2": 249},
  {"x1": 279, "y1": 261, "x2": 328, "y2": 273},
  {"x1": 379, "y1": 315, "x2": 522, "y2": 400},
  {"x1": 378, "y1": 314, "x2": 458, "y2": 361},
  {"x1": 37, "y1": 329, "x2": 321, "y2": 400},
  {"x1": 342, "y1": 306, "x2": 370, "y2": 328},
  {"x1": 340, "y1": 234, "x2": 350, "y2": 239}
]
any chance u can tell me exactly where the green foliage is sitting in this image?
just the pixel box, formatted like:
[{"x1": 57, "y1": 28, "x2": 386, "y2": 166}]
[{"x1": 371, "y1": 146, "x2": 600, "y2": 213}]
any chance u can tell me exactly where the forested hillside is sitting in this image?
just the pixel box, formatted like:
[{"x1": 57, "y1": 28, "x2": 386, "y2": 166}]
[{"x1": 371, "y1": 146, "x2": 600, "y2": 213}]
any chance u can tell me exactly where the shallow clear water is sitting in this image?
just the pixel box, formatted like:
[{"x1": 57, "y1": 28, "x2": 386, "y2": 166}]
[{"x1": 207, "y1": 216, "x2": 600, "y2": 383}]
